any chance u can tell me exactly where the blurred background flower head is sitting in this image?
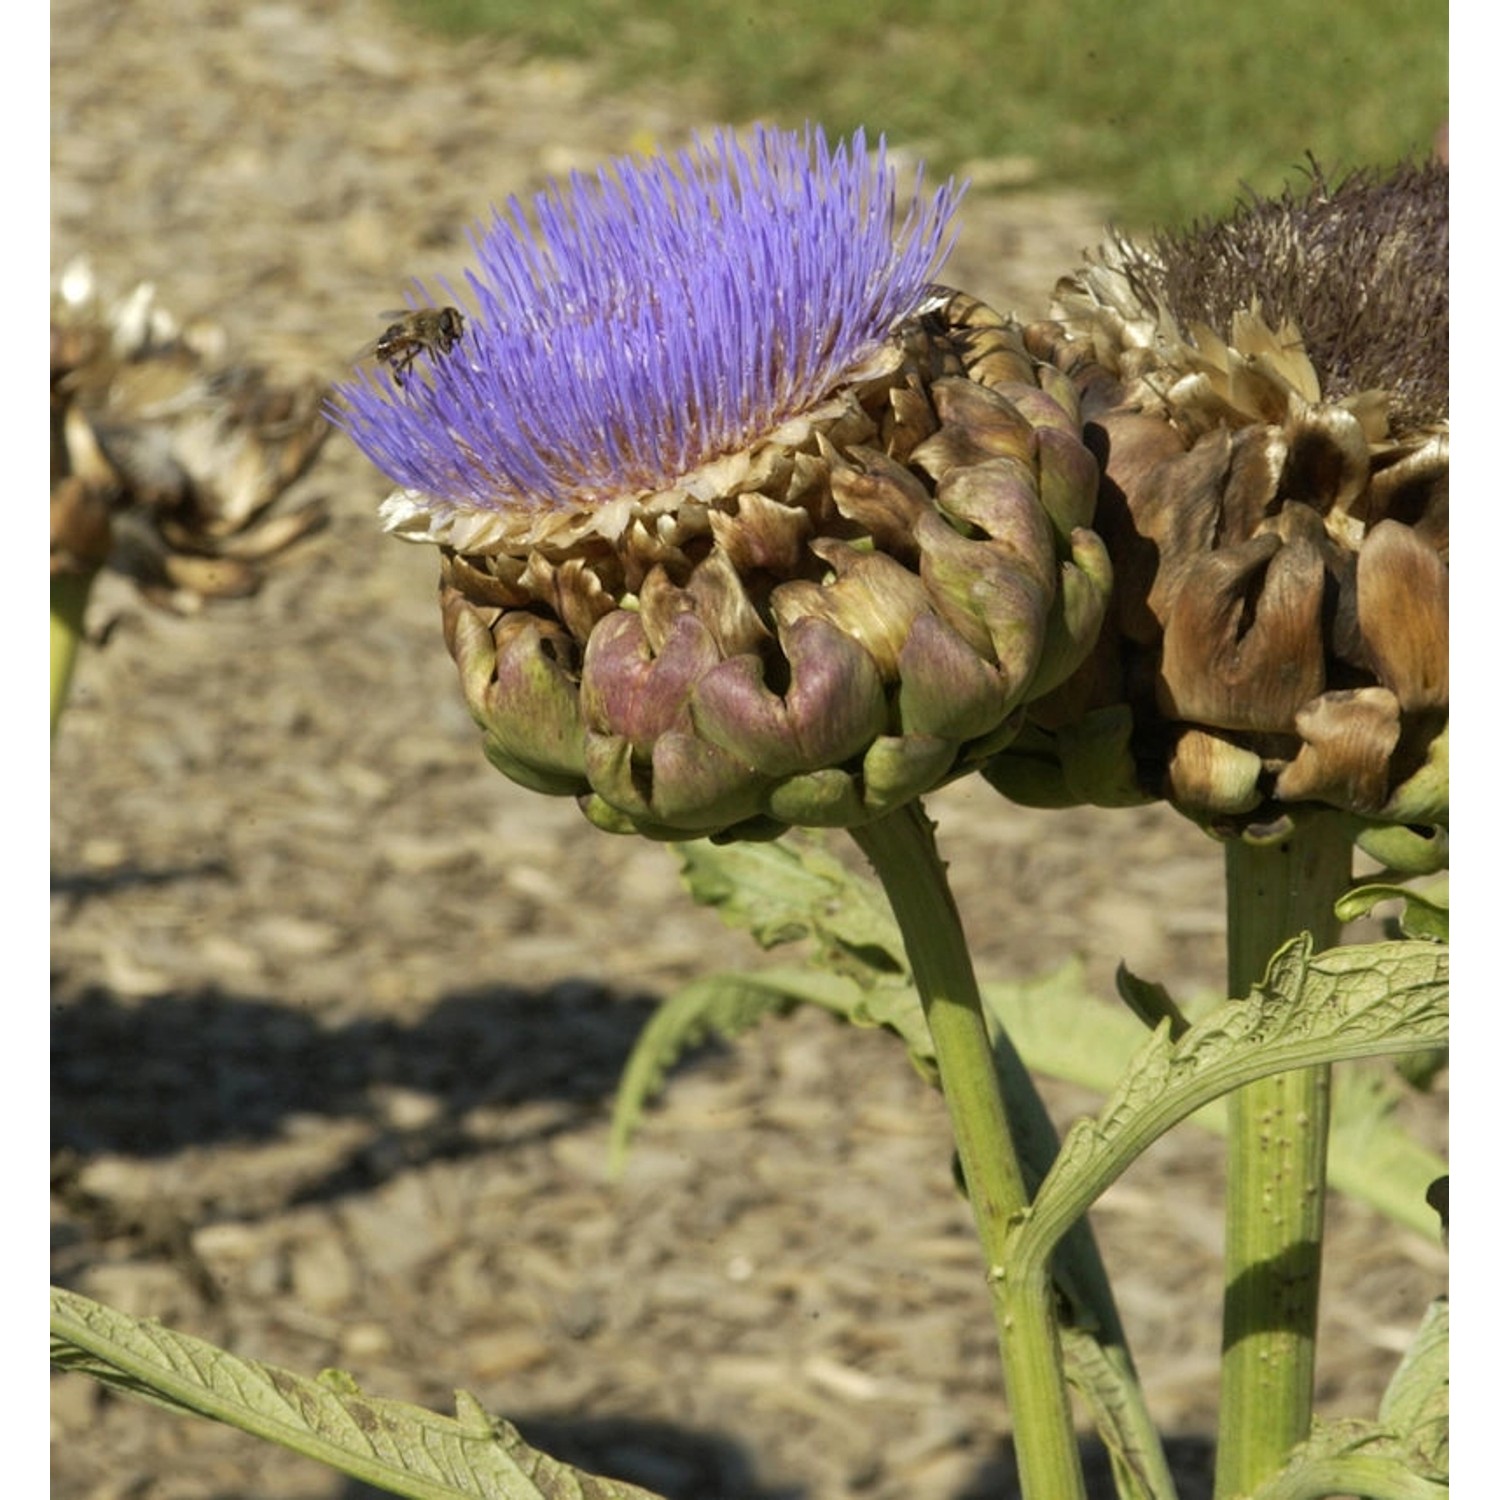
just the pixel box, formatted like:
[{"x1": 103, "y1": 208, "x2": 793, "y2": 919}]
[{"x1": 51, "y1": 259, "x2": 330, "y2": 615}]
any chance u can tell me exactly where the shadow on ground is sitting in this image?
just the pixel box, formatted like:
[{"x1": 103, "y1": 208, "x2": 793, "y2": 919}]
[{"x1": 52, "y1": 978, "x2": 668, "y2": 1154}]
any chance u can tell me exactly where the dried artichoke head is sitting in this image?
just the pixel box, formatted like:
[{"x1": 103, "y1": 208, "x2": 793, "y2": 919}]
[{"x1": 985, "y1": 160, "x2": 1448, "y2": 871}]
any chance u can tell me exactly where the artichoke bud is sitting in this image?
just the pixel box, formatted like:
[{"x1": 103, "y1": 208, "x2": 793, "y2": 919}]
[
  {"x1": 425, "y1": 285, "x2": 1102, "y2": 844},
  {"x1": 337, "y1": 129, "x2": 1110, "y2": 840},
  {"x1": 979, "y1": 159, "x2": 1448, "y2": 864}
]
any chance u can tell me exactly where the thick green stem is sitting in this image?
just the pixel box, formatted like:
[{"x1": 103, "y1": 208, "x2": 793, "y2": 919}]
[
  {"x1": 52, "y1": 570, "x2": 96, "y2": 739},
  {"x1": 1214, "y1": 815, "x2": 1350, "y2": 1497},
  {"x1": 852, "y1": 803, "x2": 1086, "y2": 1500}
]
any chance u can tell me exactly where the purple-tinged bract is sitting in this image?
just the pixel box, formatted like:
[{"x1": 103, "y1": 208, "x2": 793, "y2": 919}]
[{"x1": 334, "y1": 125, "x2": 961, "y2": 533}]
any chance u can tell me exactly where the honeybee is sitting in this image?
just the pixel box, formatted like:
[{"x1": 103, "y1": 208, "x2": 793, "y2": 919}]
[{"x1": 372, "y1": 306, "x2": 465, "y2": 386}]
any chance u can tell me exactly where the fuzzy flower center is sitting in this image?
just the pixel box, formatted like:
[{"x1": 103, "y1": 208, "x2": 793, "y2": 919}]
[{"x1": 333, "y1": 125, "x2": 961, "y2": 529}]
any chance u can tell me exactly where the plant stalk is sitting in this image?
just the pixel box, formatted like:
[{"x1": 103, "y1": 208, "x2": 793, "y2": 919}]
[
  {"x1": 52, "y1": 570, "x2": 96, "y2": 739},
  {"x1": 1213, "y1": 814, "x2": 1350, "y2": 1497},
  {"x1": 853, "y1": 802, "x2": 1086, "y2": 1499}
]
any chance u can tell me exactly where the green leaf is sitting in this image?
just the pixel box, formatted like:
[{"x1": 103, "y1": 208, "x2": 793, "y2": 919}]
[
  {"x1": 610, "y1": 944, "x2": 1445, "y2": 1237},
  {"x1": 1015, "y1": 937, "x2": 1449, "y2": 1271},
  {"x1": 982, "y1": 972, "x2": 1446, "y2": 1239},
  {"x1": 607, "y1": 970, "x2": 801, "y2": 1177},
  {"x1": 1245, "y1": 1418, "x2": 1446, "y2": 1500},
  {"x1": 1335, "y1": 879, "x2": 1449, "y2": 943},
  {"x1": 1058, "y1": 1326, "x2": 1180, "y2": 1500},
  {"x1": 662, "y1": 842, "x2": 1445, "y2": 1236},
  {"x1": 1379, "y1": 1297, "x2": 1449, "y2": 1476},
  {"x1": 51, "y1": 1286, "x2": 668, "y2": 1500},
  {"x1": 1113, "y1": 963, "x2": 1192, "y2": 1040},
  {"x1": 675, "y1": 836, "x2": 907, "y2": 984}
]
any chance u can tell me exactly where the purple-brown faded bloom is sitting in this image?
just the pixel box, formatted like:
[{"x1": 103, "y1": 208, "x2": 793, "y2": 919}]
[
  {"x1": 338, "y1": 126, "x2": 1108, "y2": 840},
  {"x1": 982, "y1": 161, "x2": 1448, "y2": 870}
]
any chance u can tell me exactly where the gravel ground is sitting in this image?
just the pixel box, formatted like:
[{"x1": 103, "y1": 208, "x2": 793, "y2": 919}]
[{"x1": 51, "y1": 2, "x2": 1447, "y2": 1497}]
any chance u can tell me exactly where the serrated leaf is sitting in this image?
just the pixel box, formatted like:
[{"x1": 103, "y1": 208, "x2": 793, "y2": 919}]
[
  {"x1": 984, "y1": 974, "x2": 1447, "y2": 1240},
  {"x1": 1017, "y1": 937, "x2": 1449, "y2": 1269},
  {"x1": 1379, "y1": 1297, "x2": 1449, "y2": 1475},
  {"x1": 51, "y1": 1286, "x2": 668, "y2": 1500},
  {"x1": 675, "y1": 836, "x2": 906, "y2": 985},
  {"x1": 610, "y1": 945, "x2": 1445, "y2": 1236}
]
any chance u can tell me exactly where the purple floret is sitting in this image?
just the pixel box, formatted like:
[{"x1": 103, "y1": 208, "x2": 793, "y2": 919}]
[{"x1": 333, "y1": 124, "x2": 961, "y2": 526}]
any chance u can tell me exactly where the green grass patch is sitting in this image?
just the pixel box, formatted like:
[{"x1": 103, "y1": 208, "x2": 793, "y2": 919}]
[{"x1": 395, "y1": 0, "x2": 1446, "y2": 228}]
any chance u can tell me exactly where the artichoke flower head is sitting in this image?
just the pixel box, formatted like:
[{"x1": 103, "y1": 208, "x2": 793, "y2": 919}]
[
  {"x1": 336, "y1": 126, "x2": 1109, "y2": 840},
  {"x1": 991, "y1": 160, "x2": 1448, "y2": 871}
]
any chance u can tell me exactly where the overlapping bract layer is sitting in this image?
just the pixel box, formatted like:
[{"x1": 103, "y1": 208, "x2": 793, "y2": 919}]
[
  {"x1": 442, "y1": 292, "x2": 1107, "y2": 839},
  {"x1": 339, "y1": 127, "x2": 1107, "y2": 839},
  {"x1": 983, "y1": 163, "x2": 1448, "y2": 869}
]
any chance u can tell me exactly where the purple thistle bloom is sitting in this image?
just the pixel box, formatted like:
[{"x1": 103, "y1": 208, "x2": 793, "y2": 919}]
[{"x1": 334, "y1": 125, "x2": 961, "y2": 543}]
